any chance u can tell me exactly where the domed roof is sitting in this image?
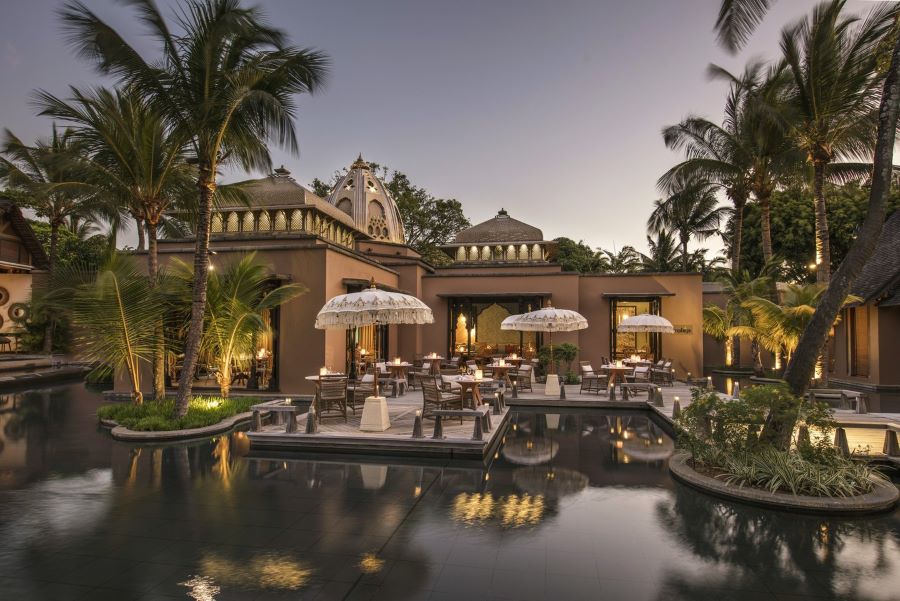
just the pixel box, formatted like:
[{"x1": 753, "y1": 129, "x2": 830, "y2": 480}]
[
  {"x1": 325, "y1": 155, "x2": 405, "y2": 244},
  {"x1": 452, "y1": 209, "x2": 544, "y2": 244}
]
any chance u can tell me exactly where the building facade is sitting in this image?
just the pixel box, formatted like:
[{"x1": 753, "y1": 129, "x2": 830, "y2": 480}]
[
  {"x1": 148, "y1": 157, "x2": 705, "y2": 395},
  {"x1": 0, "y1": 197, "x2": 48, "y2": 347}
]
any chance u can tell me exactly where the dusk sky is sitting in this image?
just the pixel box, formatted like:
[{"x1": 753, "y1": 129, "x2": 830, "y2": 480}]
[{"x1": 0, "y1": 0, "x2": 868, "y2": 252}]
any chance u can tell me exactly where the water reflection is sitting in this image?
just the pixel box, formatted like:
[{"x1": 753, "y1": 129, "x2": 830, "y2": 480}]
[{"x1": 0, "y1": 382, "x2": 898, "y2": 601}]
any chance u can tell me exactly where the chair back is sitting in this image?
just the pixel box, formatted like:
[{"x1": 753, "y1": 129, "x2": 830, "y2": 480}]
[
  {"x1": 319, "y1": 376, "x2": 347, "y2": 400},
  {"x1": 422, "y1": 361, "x2": 431, "y2": 372},
  {"x1": 421, "y1": 377, "x2": 441, "y2": 403}
]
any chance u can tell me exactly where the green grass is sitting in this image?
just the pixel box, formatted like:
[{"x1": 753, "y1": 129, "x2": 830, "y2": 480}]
[{"x1": 97, "y1": 396, "x2": 263, "y2": 431}]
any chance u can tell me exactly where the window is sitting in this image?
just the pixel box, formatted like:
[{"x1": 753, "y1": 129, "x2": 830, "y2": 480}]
[
  {"x1": 448, "y1": 297, "x2": 541, "y2": 359},
  {"x1": 336, "y1": 197, "x2": 353, "y2": 215}
]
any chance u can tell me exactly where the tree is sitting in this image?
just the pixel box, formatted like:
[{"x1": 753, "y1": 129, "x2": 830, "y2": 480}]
[
  {"x1": 778, "y1": 0, "x2": 894, "y2": 284},
  {"x1": 640, "y1": 229, "x2": 682, "y2": 273},
  {"x1": 598, "y1": 246, "x2": 642, "y2": 274},
  {"x1": 661, "y1": 61, "x2": 798, "y2": 272},
  {"x1": 734, "y1": 182, "x2": 900, "y2": 283},
  {"x1": 709, "y1": 264, "x2": 776, "y2": 372},
  {"x1": 648, "y1": 174, "x2": 729, "y2": 272},
  {"x1": 0, "y1": 127, "x2": 98, "y2": 352},
  {"x1": 62, "y1": 0, "x2": 329, "y2": 415},
  {"x1": 554, "y1": 237, "x2": 603, "y2": 273},
  {"x1": 62, "y1": 253, "x2": 164, "y2": 404},
  {"x1": 36, "y1": 86, "x2": 195, "y2": 399},
  {"x1": 171, "y1": 252, "x2": 306, "y2": 397},
  {"x1": 314, "y1": 163, "x2": 469, "y2": 265}
]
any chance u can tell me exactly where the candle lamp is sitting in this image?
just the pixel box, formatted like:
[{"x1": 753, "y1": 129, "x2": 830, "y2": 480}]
[
  {"x1": 511, "y1": 353, "x2": 518, "y2": 360},
  {"x1": 475, "y1": 369, "x2": 483, "y2": 380},
  {"x1": 499, "y1": 358, "x2": 505, "y2": 367},
  {"x1": 319, "y1": 366, "x2": 327, "y2": 376}
]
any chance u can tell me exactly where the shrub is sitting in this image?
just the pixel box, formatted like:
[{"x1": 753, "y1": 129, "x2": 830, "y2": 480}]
[
  {"x1": 97, "y1": 396, "x2": 261, "y2": 431},
  {"x1": 675, "y1": 384, "x2": 883, "y2": 497}
]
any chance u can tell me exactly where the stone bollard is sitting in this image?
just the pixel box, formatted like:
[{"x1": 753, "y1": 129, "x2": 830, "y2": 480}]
[
  {"x1": 732, "y1": 382, "x2": 740, "y2": 399},
  {"x1": 883, "y1": 430, "x2": 899, "y2": 457},
  {"x1": 840, "y1": 391, "x2": 850, "y2": 410},
  {"x1": 286, "y1": 410, "x2": 298, "y2": 433},
  {"x1": 432, "y1": 415, "x2": 444, "y2": 439},
  {"x1": 609, "y1": 385, "x2": 617, "y2": 401},
  {"x1": 493, "y1": 394, "x2": 503, "y2": 415},
  {"x1": 707, "y1": 376, "x2": 714, "y2": 391},
  {"x1": 511, "y1": 381, "x2": 518, "y2": 399},
  {"x1": 559, "y1": 383, "x2": 566, "y2": 400},
  {"x1": 672, "y1": 399, "x2": 681, "y2": 420},
  {"x1": 653, "y1": 386, "x2": 665, "y2": 408},
  {"x1": 412, "y1": 411, "x2": 424, "y2": 438},
  {"x1": 855, "y1": 396, "x2": 868, "y2": 415},
  {"x1": 305, "y1": 407, "x2": 318, "y2": 434},
  {"x1": 834, "y1": 427, "x2": 850, "y2": 457},
  {"x1": 472, "y1": 415, "x2": 484, "y2": 441},
  {"x1": 622, "y1": 386, "x2": 630, "y2": 401},
  {"x1": 252, "y1": 410, "x2": 262, "y2": 432}
]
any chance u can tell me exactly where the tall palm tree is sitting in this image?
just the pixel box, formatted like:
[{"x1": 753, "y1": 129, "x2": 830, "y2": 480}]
[
  {"x1": 0, "y1": 127, "x2": 97, "y2": 352},
  {"x1": 710, "y1": 263, "x2": 776, "y2": 371},
  {"x1": 661, "y1": 61, "x2": 798, "y2": 271},
  {"x1": 36, "y1": 86, "x2": 195, "y2": 399},
  {"x1": 649, "y1": 175, "x2": 728, "y2": 272},
  {"x1": 779, "y1": 0, "x2": 895, "y2": 284},
  {"x1": 597, "y1": 246, "x2": 642, "y2": 274},
  {"x1": 62, "y1": 0, "x2": 329, "y2": 414}
]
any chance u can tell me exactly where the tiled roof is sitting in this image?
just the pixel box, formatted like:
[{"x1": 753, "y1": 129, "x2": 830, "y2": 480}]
[
  {"x1": 850, "y1": 210, "x2": 900, "y2": 306},
  {"x1": 450, "y1": 209, "x2": 544, "y2": 244},
  {"x1": 0, "y1": 196, "x2": 49, "y2": 270}
]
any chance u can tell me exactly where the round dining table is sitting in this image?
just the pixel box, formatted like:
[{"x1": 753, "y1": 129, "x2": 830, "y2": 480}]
[
  {"x1": 455, "y1": 377, "x2": 487, "y2": 408},
  {"x1": 488, "y1": 364, "x2": 514, "y2": 388}
]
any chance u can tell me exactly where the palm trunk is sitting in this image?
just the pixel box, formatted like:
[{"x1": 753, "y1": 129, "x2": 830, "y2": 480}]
[
  {"x1": 812, "y1": 162, "x2": 830, "y2": 285},
  {"x1": 147, "y1": 220, "x2": 165, "y2": 401},
  {"x1": 765, "y1": 33, "x2": 900, "y2": 449},
  {"x1": 135, "y1": 215, "x2": 146, "y2": 252},
  {"x1": 681, "y1": 235, "x2": 690, "y2": 272},
  {"x1": 42, "y1": 221, "x2": 60, "y2": 354},
  {"x1": 731, "y1": 198, "x2": 745, "y2": 274},
  {"x1": 759, "y1": 193, "x2": 773, "y2": 263},
  {"x1": 175, "y1": 168, "x2": 216, "y2": 415}
]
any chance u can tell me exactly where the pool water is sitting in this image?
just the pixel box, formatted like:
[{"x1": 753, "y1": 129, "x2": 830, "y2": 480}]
[{"x1": 0, "y1": 382, "x2": 898, "y2": 601}]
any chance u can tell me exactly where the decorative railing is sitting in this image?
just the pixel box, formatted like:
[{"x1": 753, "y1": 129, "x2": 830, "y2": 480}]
[
  {"x1": 453, "y1": 243, "x2": 547, "y2": 263},
  {"x1": 210, "y1": 208, "x2": 355, "y2": 248}
]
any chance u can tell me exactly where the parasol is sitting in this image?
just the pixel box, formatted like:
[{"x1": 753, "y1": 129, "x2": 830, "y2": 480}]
[
  {"x1": 315, "y1": 280, "x2": 434, "y2": 330},
  {"x1": 616, "y1": 313, "x2": 674, "y2": 334}
]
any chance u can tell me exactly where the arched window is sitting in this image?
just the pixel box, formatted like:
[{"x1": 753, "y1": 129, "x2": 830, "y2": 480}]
[
  {"x1": 211, "y1": 213, "x2": 223, "y2": 233},
  {"x1": 456, "y1": 247, "x2": 466, "y2": 262},
  {"x1": 506, "y1": 245, "x2": 516, "y2": 261},
  {"x1": 481, "y1": 246, "x2": 491, "y2": 261},
  {"x1": 336, "y1": 197, "x2": 352, "y2": 215},
  {"x1": 290, "y1": 210, "x2": 303, "y2": 230},
  {"x1": 531, "y1": 244, "x2": 542, "y2": 261},
  {"x1": 242, "y1": 211, "x2": 255, "y2": 232},
  {"x1": 470, "y1": 246, "x2": 478, "y2": 261},
  {"x1": 519, "y1": 244, "x2": 528, "y2": 261},
  {"x1": 274, "y1": 210, "x2": 287, "y2": 231},
  {"x1": 257, "y1": 211, "x2": 271, "y2": 231},
  {"x1": 367, "y1": 200, "x2": 388, "y2": 239},
  {"x1": 226, "y1": 212, "x2": 239, "y2": 232}
]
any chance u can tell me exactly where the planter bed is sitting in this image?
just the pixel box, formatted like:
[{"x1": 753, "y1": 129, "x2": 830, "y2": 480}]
[{"x1": 669, "y1": 452, "x2": 898, "y2": 515}]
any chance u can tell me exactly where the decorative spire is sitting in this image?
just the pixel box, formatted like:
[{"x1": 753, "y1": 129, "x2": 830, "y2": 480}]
[
  {"x1": 497, "y1": 208, "x2": 509, "y2": 217},
  {"x1": 352, "y1": 154, "x2": 369, "y2": 170},
  {"x1": 273, "y1": 165, "x2": 291, "y2": 177}
]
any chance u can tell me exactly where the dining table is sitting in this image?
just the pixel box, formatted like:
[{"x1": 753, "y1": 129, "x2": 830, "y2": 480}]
[
  {"x1": 488, "y1": 363, "x2": 514, "y2": 388},
  {"x1": 602, "y1": 365, "x2": 634, "y2": 388},
  {"x1": 455, "y1": 376, "x2": 487, "y2": 408},
  {"x1": 422, "y1": 356, "x2": 444, "y2": 375}
]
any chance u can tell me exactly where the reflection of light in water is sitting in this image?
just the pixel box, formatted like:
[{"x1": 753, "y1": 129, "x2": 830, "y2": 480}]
[
  {"x1": 211, "y1": 437, "x2": 231, "y2": 489},
  {"x1": 199, "y1": 552, "x2": 312, "y2": 590},
  {"x1": 180, "y1": 575, "x2": 220, "y2": 601},
  {"x1": 451, "y1": 493, "x2": 544, "y2": 528},
  {"x1": 358, "y1": 553, "x2": 385, "y2": 574}
]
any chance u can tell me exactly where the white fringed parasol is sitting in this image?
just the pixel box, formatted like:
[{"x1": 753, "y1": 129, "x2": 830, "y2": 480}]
[
  {"x1": 501, "y1": 302, "x2": 588, "y2": 375},
  {"x1": 314, "y1": 281, "x2": 434, "y2": 329},
  {"x1": 616, "y1": 313, "x2": 675, "y2": 334}
]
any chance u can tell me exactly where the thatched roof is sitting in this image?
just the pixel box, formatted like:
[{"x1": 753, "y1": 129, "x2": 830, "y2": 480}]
[
  {"x1": 850, "y1": 210, "x2": 900, "y2": 306},
  {"x1": 450, "y1": 209, "x2": 544, "y2": 245},
  {"x1": 0, "y1": 196, "x2": 49, "y2": 270}
]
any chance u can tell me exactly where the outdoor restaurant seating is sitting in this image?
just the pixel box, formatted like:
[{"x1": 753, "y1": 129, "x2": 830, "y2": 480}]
[
  {"x1": 421, "y1": 376, "x2": 463, "y2": 418},
  {"x1": 317, "y1": 374, "x2": 348, "y2": 421},
  {"x1": 512, "y1": 364, "x2": 533, "y2": 392},
  {"x1": 348, "y1": 371, "x2": 376, "y2": 414},
  {"x1": 580, "y1": 361, "x2": 607, "y2": 394},
  {"x1": 651, "y1": 361, "x2": 675, "y2": 386},
  {"x1": 626, "y1": 366, "x2": 651, "y2": 383},
  {"x1": 408, "y1": 361, "x2": 433, "y2": 390}
]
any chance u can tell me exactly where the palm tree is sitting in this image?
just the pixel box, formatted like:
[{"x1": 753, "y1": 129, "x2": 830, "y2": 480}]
[
  {"x1": 0, "y1": 127, "x2": 97, "y2": 352},
  {"x1": 62, "y1": 0, "x2": 329, "y2": 414},
  {"x1": 36, "y1": 86, "x2": 195, "y2": 399},
  {"x1": 597, "y1": 246, "x2": 642, "y2": 274},
  {"x1": 710, "y1": 264, "x2": 776, "y2": 371},
  {"x1": 171, "y1": 253, "x2": 306, "y2": 397},
  {"x1": 58, "y1": 253, "x2": 164, "y2": 404},
  {"x1": 648, "y1": 175, "x2": 728, "y2": 272},
  {"x1": 661, "y1": 61, "x2": 798, "y2": 271},
  {"x1": 640, "y1": 229, "x2": 681, "y2": 272},
  {"x1": 778, "y1": 0, "x2": 895, "y2": 284}
]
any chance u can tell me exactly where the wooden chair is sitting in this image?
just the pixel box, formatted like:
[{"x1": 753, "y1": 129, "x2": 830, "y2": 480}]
[
  {"x1": 421, "y1": 376, "x2": 463, "y2": 418},
  {"x1": 317, "y1": 375, "x2": 348, "y2": 421},
  {"x1": 512, "y1": 364, "x2": 534, "y2": 392},
  {"x1": 580, "y1": 361, "x2": 606, "y2": 394},
  {"x1": 348, "y1": 371, "x2": 377, "y2": 415},
  {"x1": 627, "y1": 366, "x2": 651, "y2": 384}
]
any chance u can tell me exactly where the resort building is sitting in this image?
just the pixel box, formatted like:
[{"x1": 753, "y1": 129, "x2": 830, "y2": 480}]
[
  {"x1": 148, "y1": 156, "x2": 705, "y2": 395},
  {"x1": 831, "y1": 210, "x2": 900, "y2": 393},
  {"x1": 0, "y1": 197, "x2": 48, "y2": 349}
]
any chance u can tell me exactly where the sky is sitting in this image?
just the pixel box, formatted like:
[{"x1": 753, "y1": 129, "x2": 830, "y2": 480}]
[{"x1": 0, "y1": 0, "x2": 875, "y2": 253}]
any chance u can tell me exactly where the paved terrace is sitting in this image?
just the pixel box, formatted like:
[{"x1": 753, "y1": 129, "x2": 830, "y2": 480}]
[{"x1": 247, "y1": 381, "x2": 900, "y2": 463}]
